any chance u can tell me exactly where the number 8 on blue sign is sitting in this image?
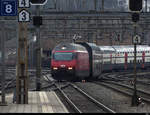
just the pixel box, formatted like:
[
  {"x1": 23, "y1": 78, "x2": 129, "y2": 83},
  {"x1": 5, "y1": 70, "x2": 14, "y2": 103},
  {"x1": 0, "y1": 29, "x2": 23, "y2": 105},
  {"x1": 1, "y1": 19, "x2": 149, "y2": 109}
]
[
  {"x1": 5, "y1": 4, "x2": 12, "y2": 13},
  {"x1": 1, "y1": 0, "x2": 17, "y2": 16}
]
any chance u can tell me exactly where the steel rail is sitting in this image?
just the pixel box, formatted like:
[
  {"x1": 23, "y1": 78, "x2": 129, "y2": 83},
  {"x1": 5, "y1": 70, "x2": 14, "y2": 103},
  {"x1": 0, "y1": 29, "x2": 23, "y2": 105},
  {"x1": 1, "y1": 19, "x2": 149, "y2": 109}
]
[
  {"x1": 103, "y1": 75, "x2": 150, "y2": 86},
  {"x1": 0, "y1": 78, "x2": 16, "y2": 90},
  {"x1": 93, "y1": 81, "x2": 150, "y2": 104},
  {"x1": 69, "y1": 83, "x2": 116, "y2": 113},
  {"x1": 53, "y1": 83, "x2": 82, "y2": 113},
  {"x1": 103, "y1": 81, "x2": 150, "y2": 97}
]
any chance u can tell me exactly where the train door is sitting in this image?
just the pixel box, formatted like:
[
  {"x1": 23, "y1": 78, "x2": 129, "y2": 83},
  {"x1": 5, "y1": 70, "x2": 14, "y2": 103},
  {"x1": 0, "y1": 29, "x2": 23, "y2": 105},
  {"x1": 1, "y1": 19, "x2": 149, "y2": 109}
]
[
  {"x1": 76, "y1": 52, "x2": 90, "y2": 78},
  {"x1": 111, "y1": 51, "x2": 115, "y2": 70},
  {"x1": 100, "y1": 52, "x2": 103, "y2": 73},
  {"x1": 93, "y1": 51, "x2": 99, "y2": 77},
  {"x1": 99, "y1": 51, "x2": 103, "y2": 75},
  {"x1": 142, "y1": 51, "x2": 145, "y2": 69},
  {"x1": 101, "y1": 52, "x2": 104, "y2": 72},
  {"x1": 110, "y1": 53, "x2": 112, "y2": 70},
  {"x1": 124, "y1": 52, "x2": 128, "y2": 70}
]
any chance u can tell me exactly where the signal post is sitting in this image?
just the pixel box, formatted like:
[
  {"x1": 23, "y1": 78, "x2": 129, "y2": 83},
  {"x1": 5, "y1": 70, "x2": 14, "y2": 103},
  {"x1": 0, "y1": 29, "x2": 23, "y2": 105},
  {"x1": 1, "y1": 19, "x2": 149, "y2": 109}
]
[
  {"x1": 30, "y1": 0, "x2": 47, "y2": 91},
  {"x1": 16, "y1": 0, "x2": 30, "y2": 104},
  {"x1": 129, "y1": 0, "x2": 143, "y2": 106}
]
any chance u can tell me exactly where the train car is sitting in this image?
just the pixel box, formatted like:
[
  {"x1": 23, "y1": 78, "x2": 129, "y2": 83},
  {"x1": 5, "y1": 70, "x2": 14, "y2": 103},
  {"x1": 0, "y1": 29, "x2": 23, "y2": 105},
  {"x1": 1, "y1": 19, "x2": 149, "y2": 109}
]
[
  {"x1": 109, "y1": 45, "x2": 150, "y2": 71},
  {"x1": 99, "y1": 46, "x2": 116, "y2": 72},
  {"x1": 142, "y1": 45, "x2": 150, "y2": 68},
  {"x1": 77, "y1": 42, "x2": 102, "y2": 78},
  {"x1": 112, "y1": 45, "x2": 130, "y2": 70},
  {"x1": 98, "y1": 45, "x2": 150, "y2": 72},
  {"x1": 51, "y1": 42, "x2": 102, "y2": 81},
  {"x1": 51, "y1": 42, "x2": 90, "y2": 81},
  {"x1": 51, "y1": 42, "x2": 150, "y2": 81}
]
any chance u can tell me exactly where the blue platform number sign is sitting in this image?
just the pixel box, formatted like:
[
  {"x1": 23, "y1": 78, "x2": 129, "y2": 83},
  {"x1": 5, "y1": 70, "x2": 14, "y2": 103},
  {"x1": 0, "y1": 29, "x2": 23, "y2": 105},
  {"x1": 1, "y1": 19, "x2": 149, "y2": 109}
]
[{"x1": 0, "y1": 0, "x2": 17, "y2": 16}]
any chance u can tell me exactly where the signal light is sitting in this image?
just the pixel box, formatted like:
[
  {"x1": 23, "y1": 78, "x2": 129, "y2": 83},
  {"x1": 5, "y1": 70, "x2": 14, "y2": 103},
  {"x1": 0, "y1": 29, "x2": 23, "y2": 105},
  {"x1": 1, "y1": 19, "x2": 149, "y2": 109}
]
[
  {"x1": 33, "y1": 16, "x2": 42, "y2": 26},
  {"x1": 129, "y1": 0, "x2": 143, "y2": 12}
]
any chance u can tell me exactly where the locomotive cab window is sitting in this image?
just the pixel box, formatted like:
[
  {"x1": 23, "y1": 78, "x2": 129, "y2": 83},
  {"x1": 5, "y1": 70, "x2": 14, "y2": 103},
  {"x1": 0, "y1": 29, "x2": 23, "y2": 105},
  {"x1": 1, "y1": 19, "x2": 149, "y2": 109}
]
[{"x1": 53, "y1": 52, "x2": 75, "y2": 61}]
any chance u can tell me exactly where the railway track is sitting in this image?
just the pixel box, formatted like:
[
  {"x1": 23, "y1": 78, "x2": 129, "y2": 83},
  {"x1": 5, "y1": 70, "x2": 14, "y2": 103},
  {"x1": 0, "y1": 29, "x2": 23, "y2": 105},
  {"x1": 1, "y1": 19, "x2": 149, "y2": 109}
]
[
  {"x1": 50, "y1": 82, "x2": 115, "y2": 113},
  {"x1": 103, "y1": 74, "x2": 150, "y2": 85},
  {"x1": 42, "y1": 74, "x2": 115, "y2": 113},
  {"x1": 101, "y1": 71, "x2": 150, "y2": 87},
  {"x1": 0, "y1": 69, "x2": 51, "y2": 92},
  {"x1": 93, "y1": 80, "x2": 150, "y2": 104}
]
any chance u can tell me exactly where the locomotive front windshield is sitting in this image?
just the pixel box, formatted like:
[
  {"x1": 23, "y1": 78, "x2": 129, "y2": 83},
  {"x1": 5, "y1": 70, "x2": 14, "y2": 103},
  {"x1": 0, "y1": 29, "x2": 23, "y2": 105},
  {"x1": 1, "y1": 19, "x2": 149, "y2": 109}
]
[{"x1": 53, "y1": 52, "x2": 74, "y2": 61}]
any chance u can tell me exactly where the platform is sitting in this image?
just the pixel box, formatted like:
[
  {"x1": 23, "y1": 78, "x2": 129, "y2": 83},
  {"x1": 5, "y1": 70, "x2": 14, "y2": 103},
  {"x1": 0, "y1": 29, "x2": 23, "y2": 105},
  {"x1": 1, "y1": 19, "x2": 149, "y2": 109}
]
[{"x1": 0, "y1": 91, "x2": 69, "y2": 113}]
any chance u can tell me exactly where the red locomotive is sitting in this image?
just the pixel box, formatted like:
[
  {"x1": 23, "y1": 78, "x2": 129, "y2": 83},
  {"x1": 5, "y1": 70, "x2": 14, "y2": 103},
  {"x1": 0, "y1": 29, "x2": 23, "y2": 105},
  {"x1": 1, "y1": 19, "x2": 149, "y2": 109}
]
[{"x1": 51, "y1": 42, "x2": 102, "y2": 81}]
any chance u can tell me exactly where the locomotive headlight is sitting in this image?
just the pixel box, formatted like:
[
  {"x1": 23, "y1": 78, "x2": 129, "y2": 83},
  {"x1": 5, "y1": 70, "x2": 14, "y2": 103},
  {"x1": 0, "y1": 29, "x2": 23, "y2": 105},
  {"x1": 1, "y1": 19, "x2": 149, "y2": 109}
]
[
  {"x1": 53, "y1": 67, "x2": 58, "y2": 70},
  {"x1": 68, "y1": 67, "x2": 73, "y2": 70}
]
